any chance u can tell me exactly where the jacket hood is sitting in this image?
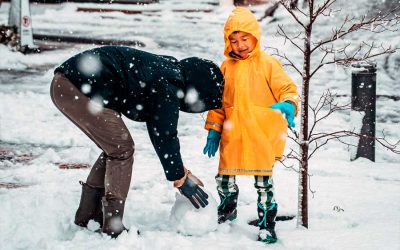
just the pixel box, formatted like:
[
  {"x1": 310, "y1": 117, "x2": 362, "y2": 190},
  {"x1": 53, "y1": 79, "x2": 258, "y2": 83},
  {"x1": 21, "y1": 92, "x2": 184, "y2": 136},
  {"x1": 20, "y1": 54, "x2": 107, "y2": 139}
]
[
  {"x1": 178, "y1": 57, "x2": 224, "y2": 113},
  {"x1": 223, "y1": 7, "x2": 261, "y2": 59}
]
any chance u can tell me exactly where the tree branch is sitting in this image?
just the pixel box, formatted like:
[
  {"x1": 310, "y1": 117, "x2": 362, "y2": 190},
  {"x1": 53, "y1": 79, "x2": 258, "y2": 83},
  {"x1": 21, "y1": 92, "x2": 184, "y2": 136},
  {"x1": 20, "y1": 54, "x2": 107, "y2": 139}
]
[
  {"x1": 277, "y1": 24, "x2": 305, "y2": 53},
  {"x1": 265, "y1": 46, "x2": 303, "y2": 75},
  {"x1": 282, "y1": 148, "x2": 302, "y2": 162},
  {"x1": 308, "y1": 90, "x2": 350, "y2": 137},
  {"x1": 279, "y1": 0, "x2": 307, "y2": 28},
  {"x1": 310, "y1": 42, "x2": 397, "y2": 77},
  {"x1": 280, "y1": 151, "x2": 317, "y2": 197},
  {"x1": 311, "y1": 0, "x2": 336, "y2": 23},
  {"x1": 258, "y1": 1, "x2": 280, "y2": 22},
  {"x1": 311, "y1": 7, "x2": 400, "y2": 53},
  {"x1": 310, "y1": 130, "x2": 400, "y2": 154}
]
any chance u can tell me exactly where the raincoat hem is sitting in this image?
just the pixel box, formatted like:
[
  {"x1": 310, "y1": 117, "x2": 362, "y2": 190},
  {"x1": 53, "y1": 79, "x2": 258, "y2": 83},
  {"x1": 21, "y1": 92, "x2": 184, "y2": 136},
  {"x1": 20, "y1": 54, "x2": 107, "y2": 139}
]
[{"x1": 218, "y1": 168, "x2": 273, "y2": 176}]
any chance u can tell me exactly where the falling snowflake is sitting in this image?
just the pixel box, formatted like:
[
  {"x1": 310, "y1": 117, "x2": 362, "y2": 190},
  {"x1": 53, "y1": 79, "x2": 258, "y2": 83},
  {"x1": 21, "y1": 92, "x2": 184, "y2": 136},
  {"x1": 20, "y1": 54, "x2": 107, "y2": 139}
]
[
  {"x1": 176, "y1": 90, "x2": 184, "y2": 99},
  {"x1": 88, "y1": 96, "x2": 104, "y2": 114},
  {"x1": 223, "y1": 120, "x2": 233, "y2": 131},
  {"x1": 81, "y1": 84, "x2": 91, "y2": 94},
  {"x1": 139, "y1": 81, "x2": 146, "y2": 88},
  {"x1": 77, "y1": 54, "x2": 102, "y2": 77},
  {"x1": 184, "y1": 87, "x2": 199, "y2": 104}
]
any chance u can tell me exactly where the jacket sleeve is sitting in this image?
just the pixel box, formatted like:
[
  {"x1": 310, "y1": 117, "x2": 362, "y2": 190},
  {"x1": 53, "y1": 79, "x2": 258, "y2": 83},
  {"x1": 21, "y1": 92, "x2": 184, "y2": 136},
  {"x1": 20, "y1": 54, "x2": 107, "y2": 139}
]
[
  {"x1": 146, "y1": 83, "x2": 185, "y2": 182},
  {"x1": 204, "y1": 62, "x2": 226, "y2": 133},
  {"x1": 265, "y1": 56, "x2": 300, "y2": 116},
  {"x1": 204, "y1": 108, "x2": 225, "y2": 133}
]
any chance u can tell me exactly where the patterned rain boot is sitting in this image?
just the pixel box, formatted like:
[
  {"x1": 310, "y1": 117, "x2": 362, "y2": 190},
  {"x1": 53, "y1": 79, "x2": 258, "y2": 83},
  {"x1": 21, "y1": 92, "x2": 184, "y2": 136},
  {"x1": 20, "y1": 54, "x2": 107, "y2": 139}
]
[
  {"x1": 74, "y1": 181, "x2": 105, "y2": 227},
  {"x1": 257, "y1": 202, "x2": 278, "y2": 244},
  {"x1": 217, "y1": 190, "x2": 239, "y2": 224}
]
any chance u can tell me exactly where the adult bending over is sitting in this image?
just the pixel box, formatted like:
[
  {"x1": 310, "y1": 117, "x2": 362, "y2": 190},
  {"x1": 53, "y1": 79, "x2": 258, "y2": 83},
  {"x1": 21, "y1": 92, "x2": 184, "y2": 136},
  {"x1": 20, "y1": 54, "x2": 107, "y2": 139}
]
[{"x1": 50, "y1": 45, "x2": 224, "y2": 238}]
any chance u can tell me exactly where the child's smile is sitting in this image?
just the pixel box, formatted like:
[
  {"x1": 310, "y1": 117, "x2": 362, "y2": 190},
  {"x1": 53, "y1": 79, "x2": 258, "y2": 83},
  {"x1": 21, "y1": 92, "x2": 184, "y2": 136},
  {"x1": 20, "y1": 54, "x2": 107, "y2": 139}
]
[{"x1": 228, "y1": 31, "x2": 258, "y2": 59}]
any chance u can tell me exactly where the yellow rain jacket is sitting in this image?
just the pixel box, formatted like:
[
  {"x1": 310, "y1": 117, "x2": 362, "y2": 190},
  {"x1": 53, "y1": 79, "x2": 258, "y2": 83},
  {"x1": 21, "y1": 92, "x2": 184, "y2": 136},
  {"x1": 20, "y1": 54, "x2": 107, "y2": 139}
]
[{"x1": 205, "y1": 7, "x2": 299, "y2": 176}]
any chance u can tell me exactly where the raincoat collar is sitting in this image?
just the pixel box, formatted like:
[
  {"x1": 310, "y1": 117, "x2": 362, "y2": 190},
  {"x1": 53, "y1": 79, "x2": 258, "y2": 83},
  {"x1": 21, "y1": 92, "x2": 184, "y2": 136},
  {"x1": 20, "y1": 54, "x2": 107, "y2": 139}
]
[{"x1": 224, "y1": 7, "x2": 261, "y2": 60}]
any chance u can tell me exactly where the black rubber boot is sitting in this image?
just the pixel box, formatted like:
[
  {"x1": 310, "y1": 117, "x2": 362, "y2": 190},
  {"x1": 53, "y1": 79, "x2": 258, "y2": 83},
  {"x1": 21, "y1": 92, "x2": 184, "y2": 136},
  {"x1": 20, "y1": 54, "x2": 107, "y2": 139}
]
[
  {"x1": 74, "y1": 181, "x2": 105, "y2": 227},
  {"x1": 217, "y1": 190, "x2": 239, "y2": 224},
  {"x1": 257, "y1": 203, "x2": 278, "y2": 244},
  {"x1": 101, "y1": 198, "x2": 128, "y2": 238}
]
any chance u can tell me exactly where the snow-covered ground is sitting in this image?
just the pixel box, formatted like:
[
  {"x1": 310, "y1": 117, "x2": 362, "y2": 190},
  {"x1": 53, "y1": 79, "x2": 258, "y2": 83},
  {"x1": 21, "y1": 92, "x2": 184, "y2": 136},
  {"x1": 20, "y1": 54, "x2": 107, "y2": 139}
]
[{"x1": 0, "y1": 0, "x2": 399, "y2": 249}]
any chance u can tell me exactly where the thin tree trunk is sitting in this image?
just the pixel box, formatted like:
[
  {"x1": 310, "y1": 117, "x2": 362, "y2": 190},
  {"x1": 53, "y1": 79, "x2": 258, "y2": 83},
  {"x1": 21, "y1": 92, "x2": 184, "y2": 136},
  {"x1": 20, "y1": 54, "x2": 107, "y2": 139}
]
[{"x1": 298, "y1": 23, "x2": 312, "y2": 229}]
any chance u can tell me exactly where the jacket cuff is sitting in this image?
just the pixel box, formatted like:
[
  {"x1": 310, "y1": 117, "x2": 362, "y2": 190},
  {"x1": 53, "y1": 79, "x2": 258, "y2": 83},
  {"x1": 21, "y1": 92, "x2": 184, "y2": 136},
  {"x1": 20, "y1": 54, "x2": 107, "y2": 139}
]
[
  {"x1": 173, "y1": 167, "x2": 189, "y2": 188},
  {"x1": 204, "y1": 121, "x2": 223, "y2": 133},
  {"x1": 282, "y1": 96, "x2": 299, "y2": 116}
]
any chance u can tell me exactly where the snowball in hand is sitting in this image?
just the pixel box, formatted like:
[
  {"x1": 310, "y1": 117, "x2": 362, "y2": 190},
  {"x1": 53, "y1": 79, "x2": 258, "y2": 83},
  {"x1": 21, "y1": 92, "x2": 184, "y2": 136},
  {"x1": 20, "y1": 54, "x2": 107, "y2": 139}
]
[{"x1": 170, "y1": 190, "x2": 218, "y2": 236}]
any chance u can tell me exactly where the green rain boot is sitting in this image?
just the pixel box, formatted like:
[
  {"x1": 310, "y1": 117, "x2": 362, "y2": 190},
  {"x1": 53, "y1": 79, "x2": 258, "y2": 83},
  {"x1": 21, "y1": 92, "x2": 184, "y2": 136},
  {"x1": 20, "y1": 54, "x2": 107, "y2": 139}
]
[
  {"x1": 217, "y1": 190, "x2": 239, "y2": 224},
  {"x1": 257, "y1": 202, "x2": 278, "y2": 244}
]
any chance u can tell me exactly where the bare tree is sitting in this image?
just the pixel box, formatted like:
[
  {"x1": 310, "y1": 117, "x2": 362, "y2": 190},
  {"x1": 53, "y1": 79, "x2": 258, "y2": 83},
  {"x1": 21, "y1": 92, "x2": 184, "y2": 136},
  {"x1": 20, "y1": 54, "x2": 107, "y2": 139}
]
[{"x1": 270, "y1": 0, "x2": 400, "y2": 228}]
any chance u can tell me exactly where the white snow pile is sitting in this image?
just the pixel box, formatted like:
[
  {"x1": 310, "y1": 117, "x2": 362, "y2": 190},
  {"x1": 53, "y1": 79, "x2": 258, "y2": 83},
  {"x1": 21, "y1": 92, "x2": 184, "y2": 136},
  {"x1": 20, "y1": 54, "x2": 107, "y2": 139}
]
[{"x1": 170, "y1": 190, "x2": 218, "y2": 236}]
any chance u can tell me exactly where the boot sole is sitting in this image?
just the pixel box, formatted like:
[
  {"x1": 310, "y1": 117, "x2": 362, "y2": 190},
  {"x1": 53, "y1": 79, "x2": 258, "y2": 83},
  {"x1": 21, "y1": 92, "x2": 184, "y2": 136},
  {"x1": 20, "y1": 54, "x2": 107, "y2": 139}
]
[
  {"x1": 248, "y1": 215, "x2": 295, "y2": 226},
  {"x1": 258, "y1": 236, "x2": 278, "y2": 244},
  {"x1": 218, "y1": 209, "x2": 237, "y2": 224}
]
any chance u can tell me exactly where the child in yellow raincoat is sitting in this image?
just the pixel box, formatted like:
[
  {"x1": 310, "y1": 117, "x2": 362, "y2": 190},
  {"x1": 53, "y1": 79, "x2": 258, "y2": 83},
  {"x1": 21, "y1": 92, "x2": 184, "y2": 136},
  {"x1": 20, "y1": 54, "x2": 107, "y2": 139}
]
[{"x1": 203, "y1": 7, "x2": 299, "y2": 244}]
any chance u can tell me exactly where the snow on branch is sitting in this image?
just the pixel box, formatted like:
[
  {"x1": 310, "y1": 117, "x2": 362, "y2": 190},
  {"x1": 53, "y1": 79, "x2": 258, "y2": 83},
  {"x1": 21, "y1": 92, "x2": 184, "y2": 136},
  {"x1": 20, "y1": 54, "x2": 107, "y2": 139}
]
[
  {"x1": 311, "y1": 7, "x2": 400, "y2": 54},
  {"x1": 272, "y1": 1, "x2": 399, "y2": 81},
  {"x1": 306, "y1": 4, "x2": 399, "y2": 77},
  {"x1": 310, "y1": 42, "x2": 396, "y2": 78}
]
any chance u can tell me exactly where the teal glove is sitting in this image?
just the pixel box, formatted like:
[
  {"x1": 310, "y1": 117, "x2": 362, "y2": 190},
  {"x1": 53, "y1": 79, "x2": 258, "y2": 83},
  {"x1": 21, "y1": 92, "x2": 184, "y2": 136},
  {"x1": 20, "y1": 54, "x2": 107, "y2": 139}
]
[
  {"x1": 203, "y1": 129, "x2": 221, "y2": 158},
  {"x1": 270, "y1": 101, "x2": 296, "y2": 128}
]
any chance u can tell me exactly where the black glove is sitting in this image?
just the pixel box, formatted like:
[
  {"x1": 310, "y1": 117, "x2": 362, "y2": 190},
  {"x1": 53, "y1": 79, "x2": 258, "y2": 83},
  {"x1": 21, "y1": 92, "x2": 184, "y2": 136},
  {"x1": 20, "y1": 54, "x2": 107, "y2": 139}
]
[{"x1": 176, "y1": 171, "x2": 209, "y2": 209}]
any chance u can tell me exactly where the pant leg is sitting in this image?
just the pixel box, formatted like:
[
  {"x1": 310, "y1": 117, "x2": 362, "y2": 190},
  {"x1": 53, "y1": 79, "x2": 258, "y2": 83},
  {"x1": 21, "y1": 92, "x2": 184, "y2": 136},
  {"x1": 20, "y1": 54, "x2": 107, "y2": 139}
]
[
  {"x1": 254, "y1": 176, "x2": 277, "y2": 230},
  {"x1": 215, "y1": 174, "x2": 238, "y2": 196},
  {"x1": 86, "y1": 152, "x2": 107, "y2": 188},
  {"x1": 50, "y1": 73, "x2": 134, "y2": 200},
  {"x1": 254, "y1": 175, "x2": 276, "y2": 210},
  {"x1": 215, "y1": 174, "x2": 239, "y2": 214}
]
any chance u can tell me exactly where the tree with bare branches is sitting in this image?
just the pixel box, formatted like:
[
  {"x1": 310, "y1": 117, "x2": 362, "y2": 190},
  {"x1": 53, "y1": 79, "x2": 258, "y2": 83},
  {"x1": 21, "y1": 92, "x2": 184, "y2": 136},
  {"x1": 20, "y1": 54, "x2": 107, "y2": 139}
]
[{"x1": 268, "y1": 0, "x2": 400, "y2": 228}]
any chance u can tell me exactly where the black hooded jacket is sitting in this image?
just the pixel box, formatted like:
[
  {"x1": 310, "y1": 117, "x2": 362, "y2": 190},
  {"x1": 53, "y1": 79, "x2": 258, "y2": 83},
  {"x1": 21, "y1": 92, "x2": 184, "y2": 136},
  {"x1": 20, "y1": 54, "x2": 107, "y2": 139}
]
[{"x1": 55, "y1": 46, "x2": 223, "y2": 181}]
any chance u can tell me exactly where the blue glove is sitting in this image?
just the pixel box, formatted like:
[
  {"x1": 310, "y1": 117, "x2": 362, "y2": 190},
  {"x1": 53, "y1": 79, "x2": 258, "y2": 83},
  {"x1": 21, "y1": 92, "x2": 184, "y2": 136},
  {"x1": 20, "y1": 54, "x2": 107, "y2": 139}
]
[
  {"x1": 203, "y1": 129, "x2": 221, "y2": 158},
  {"x1": 269, "y1": 101, "x2": 296, "y2": 128}
]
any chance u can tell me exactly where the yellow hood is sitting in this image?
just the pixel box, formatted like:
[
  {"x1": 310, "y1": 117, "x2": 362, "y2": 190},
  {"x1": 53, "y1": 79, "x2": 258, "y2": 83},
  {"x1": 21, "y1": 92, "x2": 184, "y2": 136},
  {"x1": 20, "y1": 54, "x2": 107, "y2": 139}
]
[{"x1": 223, "y1": 7, "x2": 261, "y2": 59}]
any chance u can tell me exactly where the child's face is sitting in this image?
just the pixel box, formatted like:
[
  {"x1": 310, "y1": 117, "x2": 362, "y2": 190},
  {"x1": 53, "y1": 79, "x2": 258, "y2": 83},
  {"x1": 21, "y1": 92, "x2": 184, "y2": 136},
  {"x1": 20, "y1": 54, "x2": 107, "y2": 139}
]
[{"x1": 228, "y1": 31, "x2": 257, "y2": 59}]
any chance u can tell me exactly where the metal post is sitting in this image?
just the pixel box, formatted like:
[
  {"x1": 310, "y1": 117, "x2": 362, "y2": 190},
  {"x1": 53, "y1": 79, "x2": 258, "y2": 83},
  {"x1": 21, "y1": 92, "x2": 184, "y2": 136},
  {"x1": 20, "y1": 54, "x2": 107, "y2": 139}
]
[
  {"x1": 8, "y1": 0, "x2": 38, "y2": 53},
  {"x1": 351, "y1": 62, "x2": 377, "y2": 162}
]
